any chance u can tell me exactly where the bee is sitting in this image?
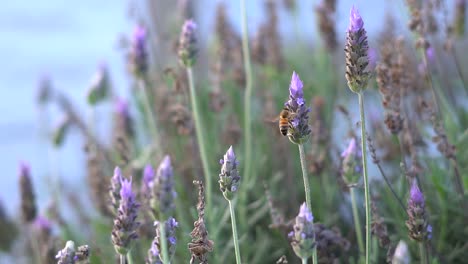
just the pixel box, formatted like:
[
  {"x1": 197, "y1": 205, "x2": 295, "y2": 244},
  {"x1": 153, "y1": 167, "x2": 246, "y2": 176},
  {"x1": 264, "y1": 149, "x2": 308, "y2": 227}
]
[{"x1": 278, "y1": 107, "x2": 294, "y2": 136}]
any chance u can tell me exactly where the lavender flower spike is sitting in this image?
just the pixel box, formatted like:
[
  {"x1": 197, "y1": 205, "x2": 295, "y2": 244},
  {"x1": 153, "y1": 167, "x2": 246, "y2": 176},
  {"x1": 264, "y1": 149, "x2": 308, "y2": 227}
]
[
  {"x1": 178, "y1": 19, "x2": 198, "y2": 67},
  {"x1": 111, "y1": 177, "x2": 140, "y2": 255},
  {"x1": 345, "y1": 6, "x2": 370, "y2": 93},
  {"x1": 283, "y1": 72, "x2": 311, "y2": 145},
  {"x1": 129, "y1": 25, "x2": 148, "y2": 77},
  {"x1": 341, "y1": 138, "x2": 362, "y2": 186},
  {"x1": 219, "y1": 146, "x2": 241, "y2": 200},
  {"x1": 147, "y1": 217, "x2": 179, "y2": 264},
  {"x1": 109, "y1": 167, "x2": 123, "y2": 215},
  {"x1": 141, "y1": 164, "x2": 155, "y2": 202},
  {"x1": 150, "y1": 156, "x2": 176, "y2": 219},
  {"x1": 56, "y1": 240, "x2": 75, "y2": 264},
  {"x1": 406, "y1": 180, "x2": 432, "y2": 242},
  {"x1": 289, "y1": 202, "x2": 316, "y2": 259}
]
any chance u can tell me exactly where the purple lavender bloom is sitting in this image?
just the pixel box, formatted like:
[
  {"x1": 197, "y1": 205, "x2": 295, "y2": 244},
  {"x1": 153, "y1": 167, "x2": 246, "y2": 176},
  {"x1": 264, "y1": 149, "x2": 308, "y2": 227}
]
[
  {"x1": 219, "y1": 146, "x2": 241, "y2": 200},
  {"x1": 129, "y1": 25, "x2": 148, "y2": 77},
  {"x1": 33, "y1": 215, "x2": 52, "y2": 233},
  {"x1": 298, "y1": 203, "x2": 313, "y2": 223},
  {"x1": 147, "y1": 217, "x2": 179, "y2": 264},
  {"x1": 345, "y1": 6, "x2": 370, "y2": 93},
  {"x1": 283, "y1": 72, "x2": 311, "y2": 145},
  {"x1": 290, "y1": 202, "x2": 316, "y2": 259},
  {"x1": 150, "y1": 156, "x2": 176, "y2": 218},
  {"x1": 141, "y1": 164, "x2": 155, "y2": 204},
  {"x1": 56, "y1": 241, "x2": 75, "y2": 264},
  {"x1": 406, "y1": 180, "x2": 431, "y2": 242},
  {"x1": 349, "y1": 6, "x2": 364, "y2": 32},
  {"x1": 341, "y1": 138, "x2": 362, "y2": 186},
  {"x1": 178, "y1": 19, "x2": 198, "y2": 67},
  {"x1": 426, "y1": 47, "x2": 435, "y2": 63},
  {"x1": 19, "y1": 162, "x2": 37, "y2": 223},
  {"x1": 409, "y1": 181, "x2": 425, "y2": 206},
  {"x1": 147, "y1": 238, "x2": 163, "y2": 264},
  {"x1": 111, "y1": 177, "x2": 140, "y2": 255},
  {"x1": 289, "y1": 72, "x2": 304, "y2": 107},
  {"x1": 115, "y1": 97, "x2": 129, "y2": 118},
  {"x1": 114, "y1": 97, "x2": 134, "y2": 139},
  {"x1": 109, "y1": 167, "x2": 123, "y2": 215}
]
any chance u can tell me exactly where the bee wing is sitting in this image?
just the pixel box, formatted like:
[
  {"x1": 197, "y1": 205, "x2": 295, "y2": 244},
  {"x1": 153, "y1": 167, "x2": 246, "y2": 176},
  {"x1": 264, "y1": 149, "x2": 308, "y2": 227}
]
[{"x1": 263, "y1": 115, "x2": 280, "y2": 123}]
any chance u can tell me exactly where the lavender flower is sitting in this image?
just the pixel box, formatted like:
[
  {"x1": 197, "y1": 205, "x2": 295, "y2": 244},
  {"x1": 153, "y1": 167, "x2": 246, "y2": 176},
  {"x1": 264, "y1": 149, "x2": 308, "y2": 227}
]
[
  {"x1": 111, "y1": 178, "x2": 140, "y2": 255},
  {"x1": 109, "y1": 167, "x2": 123, "y2": 215},
  {"x1": 141, "y1": 164, "x2": 155, "y2": 200},
  {"x1": 289, "y1": 203, "x2": 316, "y2": 259},
  {"x1": 392, "y1": 240, "x2": 410, "y2": 264},
  {"x1": 32, "y1": 215, "x2": 52, "y2": 235},
  {"x1": 114, "y1": 97, "x2": 134, "y2": 139},
  {"x1": 56, "y1": 241, "x2": 75, "y2": 264},
  {"x1": 344, "y1": 6, "x2": 370, "y2": 93},
  {"x1": 219, "y1": 146, "x2": 241, "y2": 200},
  {"x1": 150, "y1": 156, "x2": 176, "y2": 218},
  {"x1": 406, "y1": 180, "x2": 432, "y2": 242},
  {"x1": 87, "y1": 63, "x2": 110, "y2": 106},
  {"x1": 147, "y1": 217, "x2": 179, "y2": 264},
  {"x1": 341, "y1": 138, "x2": 362, "y2": 186},
  {"x1": 178, "y1": 20, "x2": 198, "y2": 67},
  {"x1": 129, "y1": 25, "x2": 148, "y2": 77},
  {"x1": 19, "y1": 162, "x2": 37, "y2": 223},
  {"x1": 282, "y1": 72, "x2": 311, "y2": 145}
]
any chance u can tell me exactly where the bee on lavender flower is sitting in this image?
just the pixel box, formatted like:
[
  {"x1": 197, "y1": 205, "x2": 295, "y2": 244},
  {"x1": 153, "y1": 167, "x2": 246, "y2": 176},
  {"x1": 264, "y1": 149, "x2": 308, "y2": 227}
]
[{"x1": 278, "y1": 106, "x2": 295, "y2": 136}]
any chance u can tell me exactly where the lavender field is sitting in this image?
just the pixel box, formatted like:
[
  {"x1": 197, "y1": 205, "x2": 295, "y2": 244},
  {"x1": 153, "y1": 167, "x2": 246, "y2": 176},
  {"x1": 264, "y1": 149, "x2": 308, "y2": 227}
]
[{"x1": 1, "y1": 0, "x2": 467, "y2": 263}]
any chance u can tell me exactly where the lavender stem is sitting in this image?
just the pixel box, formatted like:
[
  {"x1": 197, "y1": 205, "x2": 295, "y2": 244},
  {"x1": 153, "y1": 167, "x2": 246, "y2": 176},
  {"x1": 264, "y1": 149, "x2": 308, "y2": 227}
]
[
  {"x1": 160, "y1": 221, "x2": 170, "y2": 264},
  {"x1": 419, "y1": 242, "x2": 428, "y2": 264},
  {"x1": 298, "y1": 144, "x2": 317, "y2": 264},
  {"x1": 350, "y1": 187, "x2": 365, "y2": 257},
  {"x1": 138, "y1": 79, "x2": 162, "y2": 160},
  {"x1": 358, "y1": 92, "x2": 371, "y2": 264},
  {"x1": 229, "y1": 200, "x2": 242, "y2": 264},
  {"x1": 187, "y1": 67, "x2": 212, "y2": 211}
]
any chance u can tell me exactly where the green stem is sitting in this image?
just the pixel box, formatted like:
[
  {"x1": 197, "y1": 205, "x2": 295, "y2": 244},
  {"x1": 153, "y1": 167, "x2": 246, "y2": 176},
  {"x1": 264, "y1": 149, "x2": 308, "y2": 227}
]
[
  {"x1": 160, "y1": 221, "x2": 170, "y2": 264},
  {"x1": 419, "y1": 242, "x2": 428, "y2": 264},
  {"x1": 240, "y1": 0, "x2": 254, "y2": 185},
  {"x1": 229, "y1": 200, "x2": 242, "y2": 264},
  {"x1": 298, "y1": 144, "x2": 318, "y2": 264},
  {"x1": 298, "y1": 144, "x2": 312, "y2": 211},
  {"x1": 357, "y1": 92, "x2": 371, "y2": 264},
  {"x1": 127, "y1": 251, "x2": 134, "y2": 264},
  {"x1": 350, "y1": 187, "x2": 365, "y2": 257},
  {"x1": 120, "y1": 254, "x2": 126, "y2": 264},
  {"x1": 139, "y1": 79, "x2": 162, "y2": 160},
  {"x1": 187, "y1": 67, "x2": 212, "y2": 211},
  {"x1": 302, "y1": 258, "x2": 308, "y2": 264}
]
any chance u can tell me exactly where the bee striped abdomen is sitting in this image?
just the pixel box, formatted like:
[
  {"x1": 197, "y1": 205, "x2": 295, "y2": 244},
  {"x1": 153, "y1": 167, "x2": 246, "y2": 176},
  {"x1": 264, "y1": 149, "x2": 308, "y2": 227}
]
[{"x1": 278, "y1": 108, "x2": 290, "y2": 136}]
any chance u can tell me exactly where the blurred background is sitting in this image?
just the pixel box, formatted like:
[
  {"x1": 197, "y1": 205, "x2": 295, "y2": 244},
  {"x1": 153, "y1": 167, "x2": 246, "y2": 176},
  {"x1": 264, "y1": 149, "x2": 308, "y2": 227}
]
[
  {"x1": 0, "y1": 0, "x2": 396, "y2": 216},
  {"x1": 0, "y1": 0, "x2": 466, "y2": 263}
]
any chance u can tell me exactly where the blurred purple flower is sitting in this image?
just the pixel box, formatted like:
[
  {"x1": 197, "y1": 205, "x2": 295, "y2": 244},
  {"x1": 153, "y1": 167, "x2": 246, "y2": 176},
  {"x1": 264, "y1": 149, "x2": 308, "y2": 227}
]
[
  {"x1": 111, "y1": 177, "x2": 140, "y2": 255},
  {"x1": 219, "y1": 146, "x2": 241, "y2": 200},
  {"x1": 349, "y1": 6, "x2": 364, "y2": 32}
]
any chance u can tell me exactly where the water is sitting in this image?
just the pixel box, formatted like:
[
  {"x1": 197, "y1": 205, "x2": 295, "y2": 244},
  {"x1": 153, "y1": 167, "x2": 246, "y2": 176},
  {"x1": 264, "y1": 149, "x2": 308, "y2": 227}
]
[{"x1": 0, "y1": 0, "x2": 451, "y2": 216}]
